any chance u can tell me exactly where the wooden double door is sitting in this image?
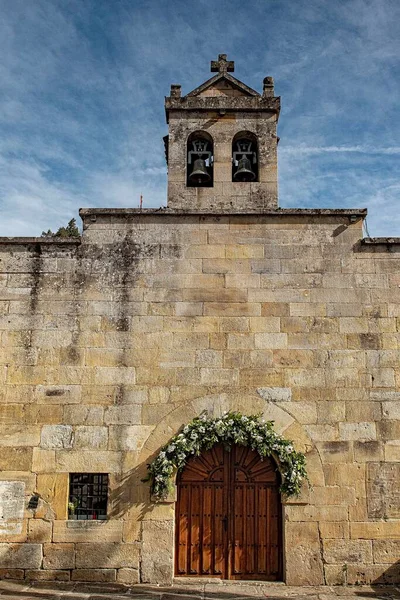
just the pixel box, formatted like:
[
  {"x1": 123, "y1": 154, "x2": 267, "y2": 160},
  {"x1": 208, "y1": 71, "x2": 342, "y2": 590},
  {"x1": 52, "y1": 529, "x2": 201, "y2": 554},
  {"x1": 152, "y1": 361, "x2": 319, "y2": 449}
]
[{"x1": 175, "y1": 444, "x2": 282, "y2": 580}]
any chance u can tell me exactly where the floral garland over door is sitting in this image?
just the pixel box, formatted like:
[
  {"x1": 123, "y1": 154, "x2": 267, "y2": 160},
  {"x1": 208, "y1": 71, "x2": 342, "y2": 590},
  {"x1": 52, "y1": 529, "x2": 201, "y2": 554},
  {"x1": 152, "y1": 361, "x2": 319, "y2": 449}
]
[{"x1": 145, "y1": 411, "x2": 308, "y2": 499}]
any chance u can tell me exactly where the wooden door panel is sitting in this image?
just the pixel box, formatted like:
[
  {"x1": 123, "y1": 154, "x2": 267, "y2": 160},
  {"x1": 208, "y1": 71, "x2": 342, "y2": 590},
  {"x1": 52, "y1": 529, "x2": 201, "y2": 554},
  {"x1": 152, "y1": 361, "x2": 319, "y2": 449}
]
[
  {"x1": 176, "y1": 444, "x2": 282, "y2": 580},
  {"x1": 202, "y1": 484, "x2": 212, "y2": 574},
  {"x1": 176, "y1": 483, "x2": 189, "y2": 575},
  {"x1": 189, "y1": 484, "x2": 201, "y2": 574},
  {"x1": 213, "y1": 483, "x2": 225, "y2": 575}
]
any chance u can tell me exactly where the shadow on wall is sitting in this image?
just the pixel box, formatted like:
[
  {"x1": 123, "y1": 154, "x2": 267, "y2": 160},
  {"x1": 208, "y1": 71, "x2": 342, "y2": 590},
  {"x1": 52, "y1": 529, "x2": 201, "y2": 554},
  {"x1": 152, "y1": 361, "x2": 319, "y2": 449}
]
[
  {"x1": 352, "y1": 561, "x2": 400, "y2": 591},
  {"x1": 107, "y1": 460, "x2": 155, "y2": 521},
  {"x1": 371, "y1": 560, "x2": 400, "y2": 586}
]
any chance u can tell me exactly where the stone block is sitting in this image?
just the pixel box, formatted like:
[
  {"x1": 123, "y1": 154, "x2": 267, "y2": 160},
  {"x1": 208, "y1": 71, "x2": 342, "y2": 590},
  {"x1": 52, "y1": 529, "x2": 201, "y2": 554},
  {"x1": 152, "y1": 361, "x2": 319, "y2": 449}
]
[
  {"x1": 239, "y1": 368, "x2": 284, "y2": 387},
  {"x1": 382, "y1": 401, "x2": 400, "y2": 419},
  {"x1": 0, "y1": 543, "x2": 42, "y2": 569},
  {"x1": 104, "y1": 405, "x2": 142, "y2": 426},
  {"x1": 354, "y1": 441, "x2": 384, "y2": 462},
  {"x1": 285, "y1": 504, "x2": 348, "y2": 522},
  {"x1": 225, "y1": 244, "x2": 264, "y2": 259},
  {"x1": 367, "y1": 462, "x2": 400, "y2": 519},
  {"x1": 351, "y1": 521, "x2": 400, "y2": 539},
  {"x1": 108, "y1": 425, "x2": 154, "y2": 451},
  {"x1": 286, "y1": 368, "x2": 326, "y2": 387},
  {"x1": 385, "y1": 441, "x2": 400, "y2": 461},
  {"x1": 226, "y1": 333, "x2": 255, "y2": 349},
  {"x1": 317, "y1": 441, "x2": 353, "y2": 463},
  {"x1": 324, "y1": 463, "x2": 365, "y2": 488},
  {"x1": 141, "y1": 520, "x2": 174, "y2": 585},
  {"x1": 324, "y1": 564, "x2": 347, "y2": 585},
  {"x1": 25, "y1": 569, "x2": 71, "y2": 581},
  {"x1": 53, "y1": 520, "x2": 123, "y2": 543},
  {"x1": 305, "y1": 424, "x2": 338, "y2": 442},
  {"x1": 225, "y1": 273, "x2": 260, "y2": 288},
  {"x1": 346, "y1": 401, "x2": 381, "y2": 422},
  {"x1": 55, "y1": 450, "x2": 121, "y2": 473},
  {"x1": 94, "y1": 367, "x2": 136, "y2": 386},
  {"x1": 284, "y1": 522, "x2": 324, "y2": 585},
  {"x1": 339, "y1": 422, "x2": 376, "y2": 441},
  {"x1": 27, "y1": 519, "x2": 52, "y2": 542},
  {"x1": 311, "y1": 486, "x2": 355, "y2": 506},
  {"x1": 377, "y1": 419, "x2": 400, "y2": 440},
  {"x1": 257, "y1": 387, "x2": 291, "y2": 402},
  {"x1": 373, "y1": 540, "x2": 400, "y2": 563},
  {"x1": 71, "y1": 569, "x2": 116, "y2": 582},
  {"x1": 186, "y1": 245, "x2": 225, "y2": 259},
  {"x1": 261, "y1": 302, "x2": 289, "y2": 316},
  {"x1": 36, "y1": 474, "x2": 68, "y2": 520},
  {"x1": 0, "y1": 568, "x2": 25, "y2": 579},
  {"x1": 317, "y1": 401, "x2": 345, "y2": 424},
  {"x1": 200, "y1": 368, "x2": 238, "y2": 386},
  {"x1": 346, "y1": 563, "x2": 400, "y2": 584},
  {"x1": 0, "y1": 448, "x2": 32, "y2": 471},
  {"x1": 40, "y1": 425, "x2": 73, "y2": 449},
  {"x1": 204, "y1": 302, "x2": 260, "y2": 317},
  {"x1": 175, "y1": 302, "x2": 203, "y2": 316},
  {"x1": 24, "y1": 405, "x2": 63, "y2": 425},
  {"x1": 0, "y1": 425, "x2": 40, "y2": 447},
  {"x1": 35, "y1": 385, "x2": 81, "y2": 404},
  {"x1": 63, "y1": 405, "x2": 104, "y2": 425},
  {"x1": 260, "y1": 402, "x2": 294, "y2": 433},
  {"x1": 0, "y1": 481, "x2": 25, "y2": 538},
  {"x1": 0, "y1": 404, "x2": 24, "y2": 423},
  {"x1": 43, "y1": 543, "x2": 75, "y2": 569},
  {"x1": 195, "y1": 349, "x2": 223, "y2": 368},
  {"x1": 116, "y1": 568, "x2": 139, "y2": 584},
  {"x1": 323, "y1": 539, "x2": 373, "y2": 564},
  {"x1": 255, "y1": 333, "x2": 288, "y2": 348},
  {"x1": 319, "y1": 522, "x2": 349, "y2": 539},
  {"x1": 73, "y1": 426, "x2": 108, "y2": 450},
  {"x1": 32, "y1": 449, "x2": 55, "y2": 473},
  {"x1": 75, "y1": 542, "x2": 140, "y2": 568}
]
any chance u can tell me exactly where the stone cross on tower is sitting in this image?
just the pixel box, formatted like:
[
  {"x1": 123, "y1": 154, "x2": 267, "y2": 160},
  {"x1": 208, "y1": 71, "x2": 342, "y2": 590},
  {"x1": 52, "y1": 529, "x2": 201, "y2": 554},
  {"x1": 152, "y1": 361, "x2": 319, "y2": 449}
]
[{"x1": 210, "y1": 53, "x2": 235, "y2": 73}]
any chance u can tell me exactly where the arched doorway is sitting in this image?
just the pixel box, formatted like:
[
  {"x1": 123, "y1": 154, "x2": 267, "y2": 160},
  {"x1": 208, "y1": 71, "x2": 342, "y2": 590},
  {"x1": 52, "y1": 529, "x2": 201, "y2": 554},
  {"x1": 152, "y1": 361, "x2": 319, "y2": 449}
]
[{"x1": 175, "y1": 443, "x2": 282, "y2": 580}]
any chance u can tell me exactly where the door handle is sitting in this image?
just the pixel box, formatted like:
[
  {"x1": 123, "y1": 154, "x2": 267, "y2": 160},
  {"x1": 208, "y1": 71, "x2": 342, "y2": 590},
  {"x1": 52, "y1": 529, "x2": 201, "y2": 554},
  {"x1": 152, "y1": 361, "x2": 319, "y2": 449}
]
[{"x1": 222, "y1": 515, "x2": 228, "y2": 531}]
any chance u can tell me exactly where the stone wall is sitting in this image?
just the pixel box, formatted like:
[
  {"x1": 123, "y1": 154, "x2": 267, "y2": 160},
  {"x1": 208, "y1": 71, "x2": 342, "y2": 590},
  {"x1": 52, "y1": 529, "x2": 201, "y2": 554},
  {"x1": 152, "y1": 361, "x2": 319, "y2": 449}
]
[{"x1": 0, "y1": 209, "x2": 399, "y2": 585}]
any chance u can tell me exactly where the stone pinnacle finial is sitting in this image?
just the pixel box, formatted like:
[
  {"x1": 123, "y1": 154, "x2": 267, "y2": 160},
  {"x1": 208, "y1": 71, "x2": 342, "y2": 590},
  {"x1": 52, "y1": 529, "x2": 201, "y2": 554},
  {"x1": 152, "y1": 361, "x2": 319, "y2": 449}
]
[{"x1": 210, "y1": 54, "x2": 234, "y2": 73}]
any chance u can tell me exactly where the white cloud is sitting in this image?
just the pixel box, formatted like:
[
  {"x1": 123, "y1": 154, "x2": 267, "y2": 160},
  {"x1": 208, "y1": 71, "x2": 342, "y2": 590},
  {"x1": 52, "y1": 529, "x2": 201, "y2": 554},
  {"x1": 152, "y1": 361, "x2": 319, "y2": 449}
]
[{"x1": 281, "y1": 146, "x2": 400, "y2": 156}]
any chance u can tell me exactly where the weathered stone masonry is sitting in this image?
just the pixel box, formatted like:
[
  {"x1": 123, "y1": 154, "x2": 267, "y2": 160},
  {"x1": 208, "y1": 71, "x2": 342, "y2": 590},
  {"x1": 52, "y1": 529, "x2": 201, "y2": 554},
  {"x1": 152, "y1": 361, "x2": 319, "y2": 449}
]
[{"x1": 0, "y1": 55, "x2": 399, "y2": 585}]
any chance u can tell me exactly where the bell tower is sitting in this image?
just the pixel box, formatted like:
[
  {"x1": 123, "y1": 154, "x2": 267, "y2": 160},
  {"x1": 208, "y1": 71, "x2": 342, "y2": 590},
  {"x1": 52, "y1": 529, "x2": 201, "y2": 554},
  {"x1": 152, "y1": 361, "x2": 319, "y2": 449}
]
[{"x1": 164, "y1": 54, "x2": 280, "y2": 211}]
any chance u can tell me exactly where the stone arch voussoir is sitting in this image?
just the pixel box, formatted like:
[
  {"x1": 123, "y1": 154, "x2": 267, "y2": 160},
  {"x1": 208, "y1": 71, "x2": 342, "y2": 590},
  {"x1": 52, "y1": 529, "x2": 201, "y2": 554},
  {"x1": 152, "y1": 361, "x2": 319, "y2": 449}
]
[{"x1": 139, "y1": 389, "x2": 324, "y2": 489}]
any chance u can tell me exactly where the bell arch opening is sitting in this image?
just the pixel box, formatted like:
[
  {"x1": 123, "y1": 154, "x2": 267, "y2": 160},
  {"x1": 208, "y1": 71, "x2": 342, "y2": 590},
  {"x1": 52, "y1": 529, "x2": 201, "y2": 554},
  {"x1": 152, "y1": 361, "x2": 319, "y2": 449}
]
[
  {"x1": 186, "y1": 131, "x2": 214, "y2": 188},
  {"x1": 175, "y1": 443, "x2": 283, "y2": 581},
  {"x1": 232, "y1": 131, "x2": 258, "y2": 182}
]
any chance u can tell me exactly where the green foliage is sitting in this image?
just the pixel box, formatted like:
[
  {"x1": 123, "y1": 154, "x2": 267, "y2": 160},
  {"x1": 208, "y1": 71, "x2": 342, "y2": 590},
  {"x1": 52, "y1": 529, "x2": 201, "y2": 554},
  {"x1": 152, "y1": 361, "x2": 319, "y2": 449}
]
[
  {"x1": 145, "y1": 411, "x2": 308, "y2": 500},
  {"x1": 41, "y1": 218, "x2": 80, "y2": 238}
]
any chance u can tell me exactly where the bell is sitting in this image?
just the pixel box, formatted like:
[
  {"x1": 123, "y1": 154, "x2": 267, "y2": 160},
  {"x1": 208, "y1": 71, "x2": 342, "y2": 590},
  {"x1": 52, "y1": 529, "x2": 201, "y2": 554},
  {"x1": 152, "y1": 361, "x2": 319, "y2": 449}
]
[
  {"x1": 234, "y1": 156, "x2": 255, "y2": 182},
  {"x1": 189, "y1": 159, "x2": 211, "y2": 184}
]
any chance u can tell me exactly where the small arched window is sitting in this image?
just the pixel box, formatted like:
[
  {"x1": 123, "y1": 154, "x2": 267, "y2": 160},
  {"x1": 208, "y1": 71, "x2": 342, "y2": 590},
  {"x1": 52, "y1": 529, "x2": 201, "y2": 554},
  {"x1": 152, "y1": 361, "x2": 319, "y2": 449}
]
[
  {"x1": 187, "y1": 131, "x2": 213, "y2": 187},
  {"x1": 232, "y1": 132, "x2": 258, "y2": 182}
]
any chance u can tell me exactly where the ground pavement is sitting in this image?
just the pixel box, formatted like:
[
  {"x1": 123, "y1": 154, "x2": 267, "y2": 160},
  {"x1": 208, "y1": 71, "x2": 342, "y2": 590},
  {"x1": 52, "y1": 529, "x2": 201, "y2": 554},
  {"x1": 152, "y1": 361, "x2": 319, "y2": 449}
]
[{"x1": 0, "y1": 579, "x2": 399, "y2": 600}]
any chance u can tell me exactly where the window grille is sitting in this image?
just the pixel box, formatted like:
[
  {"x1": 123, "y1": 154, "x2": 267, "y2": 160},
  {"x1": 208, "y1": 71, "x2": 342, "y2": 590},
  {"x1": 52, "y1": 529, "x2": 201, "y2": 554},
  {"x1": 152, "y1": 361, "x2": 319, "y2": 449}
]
[{"x1": 68, "y1": 473, "x2": 108, "y2": 520}]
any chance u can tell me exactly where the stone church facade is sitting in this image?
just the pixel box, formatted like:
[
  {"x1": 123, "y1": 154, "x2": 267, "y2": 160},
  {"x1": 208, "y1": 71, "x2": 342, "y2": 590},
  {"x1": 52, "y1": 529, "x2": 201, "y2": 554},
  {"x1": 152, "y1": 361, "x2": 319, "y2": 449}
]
[{"x1": 0, "y1": 55, "x2": 399, "y2": 586}]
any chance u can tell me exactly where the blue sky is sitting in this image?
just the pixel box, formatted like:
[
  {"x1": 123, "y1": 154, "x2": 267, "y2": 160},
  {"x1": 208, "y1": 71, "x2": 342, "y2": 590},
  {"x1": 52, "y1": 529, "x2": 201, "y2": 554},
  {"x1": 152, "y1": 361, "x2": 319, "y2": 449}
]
[{"x1": 0, "y1": 0, "x2": 399, "y2": 236}]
